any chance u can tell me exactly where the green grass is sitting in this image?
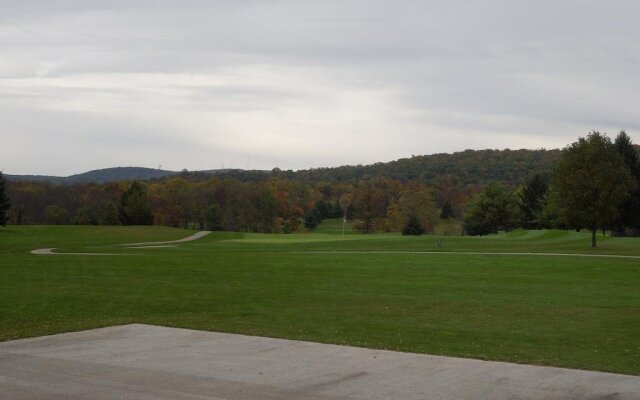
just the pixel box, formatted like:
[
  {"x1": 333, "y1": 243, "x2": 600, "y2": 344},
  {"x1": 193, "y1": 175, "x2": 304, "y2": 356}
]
[
  {"x1": 311, "y1": 218, "x2": 359, "y2": 235},
  {"x1": 1, "y1": 223, "x2": 639, "y2": 375}
]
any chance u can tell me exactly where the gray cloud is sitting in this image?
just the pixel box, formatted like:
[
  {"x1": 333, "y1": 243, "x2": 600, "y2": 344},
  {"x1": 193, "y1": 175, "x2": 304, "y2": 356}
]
[{"x1": 1, "y1": 0, "x2": 639, "y2": 175}]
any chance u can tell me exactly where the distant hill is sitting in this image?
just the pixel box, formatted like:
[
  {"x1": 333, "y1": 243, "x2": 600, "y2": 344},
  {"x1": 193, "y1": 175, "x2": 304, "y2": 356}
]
[
  {"x1": 6, "y1": 174, "x2": 65, "y2": 184},
  {"x1": 7, "y1": 167, "x2": 176, "y2": 184}
]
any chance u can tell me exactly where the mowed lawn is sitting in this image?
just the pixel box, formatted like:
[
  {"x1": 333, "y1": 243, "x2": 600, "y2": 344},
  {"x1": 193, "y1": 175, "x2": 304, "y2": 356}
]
[{"x1": 1, "y1": 223, "x2": 639, "y2": 375}]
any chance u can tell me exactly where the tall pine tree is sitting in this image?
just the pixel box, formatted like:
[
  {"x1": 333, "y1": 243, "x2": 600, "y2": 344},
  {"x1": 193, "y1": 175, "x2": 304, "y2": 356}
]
[
  {"x1": 119, "y1": 181, "x2": 154, "y2": 225},
  {"x1": 440, "y1": 201, "x2": 454, "y2": 219},
  {"x1": 0, "y1": 172, "x2": 10, "y2": 226},
  {"x1": 517, "y1": 174, "x2": 548, "y2": 229},
  {"x1": 402, "y1": 214, "x2": 425, "y2": 235},
  {"x1": 614, "y1": 130, "x2": 640, "y2": 233}
]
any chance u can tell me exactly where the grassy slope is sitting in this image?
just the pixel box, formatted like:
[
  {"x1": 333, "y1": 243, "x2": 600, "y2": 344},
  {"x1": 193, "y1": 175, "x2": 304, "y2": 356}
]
[{"x1": 0, "y1": 223, "x2": 639, "y2": 375}]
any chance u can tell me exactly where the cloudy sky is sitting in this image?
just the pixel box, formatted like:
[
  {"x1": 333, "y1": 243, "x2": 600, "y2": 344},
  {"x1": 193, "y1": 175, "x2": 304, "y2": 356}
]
[{"x1": 2, "y1": 1, "x2": 639, "y2": 175}]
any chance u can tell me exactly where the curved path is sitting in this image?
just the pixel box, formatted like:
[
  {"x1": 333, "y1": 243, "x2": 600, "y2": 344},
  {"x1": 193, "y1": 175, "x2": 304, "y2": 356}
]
[
  {"x1": 30, "y1": 248, "x2": 120, "y2": 256},
  {"x1": 123, "y1": 231, "x2": 211, "y2": 247},
  {"x1": 30, "y1": 231, "x2": 211, "y2": 255}
]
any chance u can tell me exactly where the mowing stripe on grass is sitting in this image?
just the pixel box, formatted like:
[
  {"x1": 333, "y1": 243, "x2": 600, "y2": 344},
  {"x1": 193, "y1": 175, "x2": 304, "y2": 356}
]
[{"x1": 291, "y1": 250, "x2": 640, "y2": 259}]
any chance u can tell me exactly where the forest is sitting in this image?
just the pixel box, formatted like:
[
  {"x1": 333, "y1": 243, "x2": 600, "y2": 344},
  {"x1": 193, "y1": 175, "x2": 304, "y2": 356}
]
[
  {"x1": 2, "y1": 133, "x2": 639, "y2": 242},
  {"x1": 4, "y1": 174, "x2": 469, "y2": 235}
]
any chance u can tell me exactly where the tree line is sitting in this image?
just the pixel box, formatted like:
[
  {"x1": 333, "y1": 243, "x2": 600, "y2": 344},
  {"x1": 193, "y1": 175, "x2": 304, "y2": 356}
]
[
  {"x1": 3, "y1": 171, "x2": 475, "y2": 234},
  {"x1": 1, "y1": 131, "x2": 638, "y2": 246}
]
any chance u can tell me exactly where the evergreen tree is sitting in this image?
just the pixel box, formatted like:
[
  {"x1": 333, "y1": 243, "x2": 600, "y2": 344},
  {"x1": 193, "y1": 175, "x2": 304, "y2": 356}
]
[
  {"x1": 99, "y1": 202, "x2": 120, "y2": 225},
  {"x1": 517, "y1": 174, "x2": 548, "y2": 229},
  {"x1": 402, "y1": 214, "x2": 425, "y2": 235},
  {"x1": 255, "y1": 189, "x2": 277, "y2": 233},
  {"x1": 345, "y1": 204, "x2": 355, "y2": 220},
  {"x1": 615, "y1": 131, "x2": 640, "y2": 176},
  {"x1": 303, "y1": 207, "x2": 321, "y2": 229},
  {"x1": 119, "y1": 181, "x2": 154, "y2": 225},
  {"x1": 440, "y1": 201, "x2": 454, "y2": 220},
  {"x1": 0, "y1": 172, "x2": 10, "y2": 226},
  {"x1": 614, "y1": 130, "x2": 640, "y2": 233},
  {"x1": 549, "y1": 132, "x2": 633, "y2": 247},
  {"x1": 203, "y1": 204, "x2": 223, "y2": 230},
  {"x1": 330, "y1": 200, "x2": 343, "y2": 218},
  {"x1": 463, "y1": 183, "x2": 519, "y2": 236},
  {"x1": 315, "y1": 200, "x2": 330, "y2": 219}
]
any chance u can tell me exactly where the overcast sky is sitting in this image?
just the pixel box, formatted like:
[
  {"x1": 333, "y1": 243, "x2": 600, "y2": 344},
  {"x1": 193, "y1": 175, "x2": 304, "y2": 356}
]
[{"x1": 2, "y1": 1, "x2": 639, "y2": 175}]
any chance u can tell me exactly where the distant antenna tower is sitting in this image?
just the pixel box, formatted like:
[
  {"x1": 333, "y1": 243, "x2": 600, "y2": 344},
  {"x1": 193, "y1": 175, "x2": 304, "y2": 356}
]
[{"x1": 158, "y1": 165, "x2": 162, "y2": 170}]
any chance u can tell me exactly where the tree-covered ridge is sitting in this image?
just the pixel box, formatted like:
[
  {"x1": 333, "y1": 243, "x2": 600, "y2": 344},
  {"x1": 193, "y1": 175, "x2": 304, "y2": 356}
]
[
  {"x1": 7, "y1": 148, "x2": 563, "y2": 186},
  {"x1": 292, "y1": 148, "x2": 562, "y2": 186}
]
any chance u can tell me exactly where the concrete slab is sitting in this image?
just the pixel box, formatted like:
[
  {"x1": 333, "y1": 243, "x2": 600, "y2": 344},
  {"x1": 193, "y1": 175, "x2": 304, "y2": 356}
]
[{"x1": 0, "y1": 324, "x2": 638, "y2": 400}]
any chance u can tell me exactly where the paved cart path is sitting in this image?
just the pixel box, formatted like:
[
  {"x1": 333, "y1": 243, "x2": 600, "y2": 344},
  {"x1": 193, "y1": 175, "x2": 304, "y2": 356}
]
[
  {"x1": 0, "y1": 324, "x2": 638, "y2": 400},
  {"x1": 30, "y1": 231, "x2": 211, "y2": 255},
  {"x1": 122, "y1": 230, "x2": 211, "y2": 247}
]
